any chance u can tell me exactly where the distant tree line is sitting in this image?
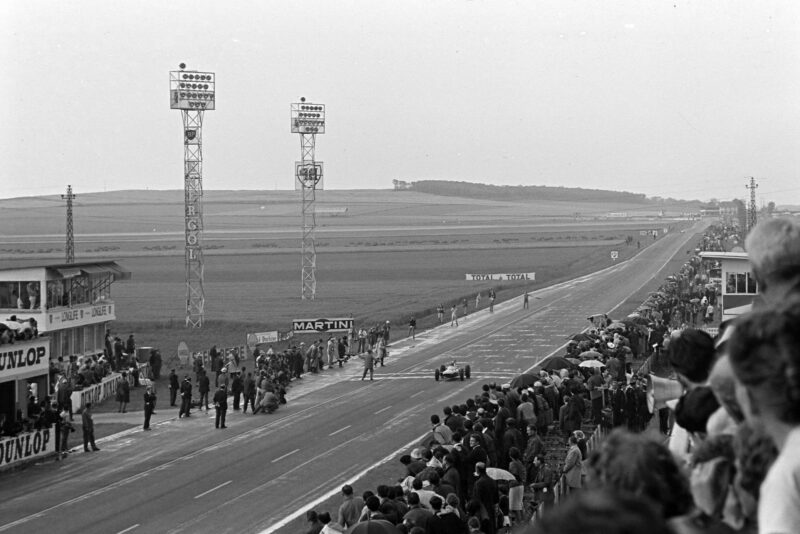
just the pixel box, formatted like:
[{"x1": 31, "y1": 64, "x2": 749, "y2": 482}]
[{"x1": 403, "y1": 180, "x2": 650, "y2": 203}]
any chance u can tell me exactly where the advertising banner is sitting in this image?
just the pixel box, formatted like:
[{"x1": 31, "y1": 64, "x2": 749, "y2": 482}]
[
  {"x1": 0, "y1": 340, "x2": 49, "y2": 382},
  {"x1": 465, "y1": 273, "x2": 535, "y2": 281},
  {"x1": 292, "y1": 318, "x2": 354, "y2": 333},
  {"x1": 45, "y1": 303, "x2": 115, "y2": 330},
  {"x1": 71, "y1": 373, "x2": 121, "y2": 411},
  {"x1": 0, "y1": 428, "x2": 54, "y2": 470}
]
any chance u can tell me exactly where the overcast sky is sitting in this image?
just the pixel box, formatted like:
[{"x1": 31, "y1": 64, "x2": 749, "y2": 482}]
[{"x1": 2, "y1": 0, "x2": 799, "y2": 204}]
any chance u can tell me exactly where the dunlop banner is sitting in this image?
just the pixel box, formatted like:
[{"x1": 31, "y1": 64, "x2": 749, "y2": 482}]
[{"x1": 0, "y1": 428, "x2": 54, "y2": 469}]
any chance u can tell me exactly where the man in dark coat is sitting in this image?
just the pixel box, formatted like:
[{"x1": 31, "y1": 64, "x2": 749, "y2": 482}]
[
  {"x1": 213, "y1": 385, "x2": 228, "y2": 429},
  {"x1": 465, "y1": 435, "x2": 488, "y2": 498},
  {"x1": 168, "y1": 369, "x2": 179, "y2": 406},
  {"x1": 82, "y1": 402, "x2": 100, "y2": 452},
  {"x1": 198, "y1": 370, "x2": 210, "y2": 410},
  {"x1": 231, "y1": 372, "x2": 243, "y2": 410},
  {"x1": 143, "y1": 386, "x2": 156, "y2": 430},
  {"x1": 472, "y1": 462, "x2": 498, "y2": 534},
  {"x1": 501, "y1": 418, "x2": 525, "y2": 469},
  {"x1": 179, "y1": 376, "x2": 193, "y2": 418},
  {"x1": 242, "y1": 372, "x2": 256, "y2": 413}
]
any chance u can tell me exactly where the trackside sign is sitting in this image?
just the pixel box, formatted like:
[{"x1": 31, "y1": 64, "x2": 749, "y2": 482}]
[
  {"x1": 0, "y1": 428, "x2": 54, "y2": 469},
  {"x1": 293, "y1": 318, "x2": 354, "y2": 333},
  {"x1": 465, "y1": 273, "x2": 535, "y2": 281}
]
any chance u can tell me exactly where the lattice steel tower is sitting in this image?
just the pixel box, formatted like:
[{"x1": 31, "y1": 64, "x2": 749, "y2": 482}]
[
  {"x1": 61, "y1": 185, "x2": 76, "y2": 263},
  {"x1": 746, "y1": 176, "x2": 758, "y2": 233},
  {"x1": 170, "y1": 64, "x2": 215, "y2": 328},
  {"x1": 291, "y1": 98, "x2": 326, "y2": 300}
]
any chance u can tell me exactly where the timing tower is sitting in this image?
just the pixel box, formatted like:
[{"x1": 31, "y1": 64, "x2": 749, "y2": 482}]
[
  {"x1": 170, "y1": 63, "x2": 215, "y2": 328},
  {"x1": 61, "y1": 184, "x2": 76, "y2": 264},
  {"x1": 291, "y1": 98, "x2": 326, "y2": 300}
]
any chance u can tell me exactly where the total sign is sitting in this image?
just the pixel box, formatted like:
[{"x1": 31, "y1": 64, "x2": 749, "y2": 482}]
[{"x1": 466, "y1": 273, "x2": 535, "y2": 281}]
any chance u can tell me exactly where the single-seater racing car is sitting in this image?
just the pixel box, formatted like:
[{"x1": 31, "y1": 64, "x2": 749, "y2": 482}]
[{"x1": 435, "y1": 360, "x2": 471, "y2": 381}]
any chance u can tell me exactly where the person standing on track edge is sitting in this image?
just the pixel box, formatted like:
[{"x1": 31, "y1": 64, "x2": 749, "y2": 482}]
[
  {"x1": 523, "y1": 291, "x2": 529, "y2": 310},
  {"x1": 360, "y1": 349, "x2": 375, "y2": 381},
  {"x1": 213, "y1": 385, "x2": 228, "y2": 428},
  {"x1": 143, "y1": 385, "x2": 156, "y2": 430},
  {"x1": 168, "y1": 369, "x2": 179, "y2": 406},
  {"x1": 489, "y1": 288, "x2": 496, "y2": 312},
  {"x1": 408, "y1": 315, "x2": 416, "y2": 340},
  {"x1": 179, "y1": 375, "x2": 193, "y2": 418},
  {"x1": 82, "y1": 402, "x2": 99, "y2": 452},
  {"x1": 451, "y1": 305, "x2": 459, "y2": 327}
]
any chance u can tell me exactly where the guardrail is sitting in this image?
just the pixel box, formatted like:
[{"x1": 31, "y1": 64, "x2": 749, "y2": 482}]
[{"x1": 529, "y1": 422, "x2": 607, "y2": 523}]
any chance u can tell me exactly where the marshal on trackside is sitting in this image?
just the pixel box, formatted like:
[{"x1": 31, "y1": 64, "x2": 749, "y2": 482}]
[{"x1": 292, "y1": 318, "x2": 354, "y2": 333}]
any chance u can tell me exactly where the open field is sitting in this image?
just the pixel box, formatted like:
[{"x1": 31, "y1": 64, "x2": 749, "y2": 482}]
[{"x1": 0, "y1": 189, "x2": 692, "y2": 355}]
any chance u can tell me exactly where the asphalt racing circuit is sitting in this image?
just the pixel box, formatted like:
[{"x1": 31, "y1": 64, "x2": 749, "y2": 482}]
[{"x1": 0, "y1": 223, "x2": 703, "y2": 534}]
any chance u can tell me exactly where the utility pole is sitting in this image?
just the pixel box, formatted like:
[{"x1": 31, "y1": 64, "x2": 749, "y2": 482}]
[
  {"x1": 61, "y1": 185, "x2": 76, "y2": 263},
  {"x1": 746, "y1": 177, "x2": 758, "y2": 233}
]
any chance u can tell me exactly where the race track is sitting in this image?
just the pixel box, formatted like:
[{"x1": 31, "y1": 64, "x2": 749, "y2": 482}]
[{"x1": 0, "y1": 222, "x2": 702, "y2": 534}]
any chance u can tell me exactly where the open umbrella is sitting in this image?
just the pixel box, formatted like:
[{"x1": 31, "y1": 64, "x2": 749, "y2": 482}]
[
  {"x1": 579, "y1": 359, "x2": 605, "y2": 369},
  {"x1": 510, "y1": 373, "x2": 539, "y2": 389},
  {"x1": 0, "y1": 321, "x2": 21, "y2": 331},
  {"x1": 690, "y1": 298, "x2": 700, "y2": 304},
  {"x1": 579, "y1": 350, "x2": 602, "y2": 360},
  {"x1": 347, "y1": 520, "x2": 402, "y2": 534},
  {"x1": 607, "y1": 321, "x2": 627, "y2": 330},
  {"x1": 487, "y1": 467, "x2": 516, "y2": 481},
  {"x1": 536, "y1": 356, "x2": 578, "y2": 372},
  {"x1": 565, "y1": 357, "x2": 581, "y2": 365}
]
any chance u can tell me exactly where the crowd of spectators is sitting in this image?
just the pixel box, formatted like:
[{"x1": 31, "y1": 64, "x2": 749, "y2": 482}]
[{"x1": 300, "y1": 217, "x2": 800, "y2": 534}]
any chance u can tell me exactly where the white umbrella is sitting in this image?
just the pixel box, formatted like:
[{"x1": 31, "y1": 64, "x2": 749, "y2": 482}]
[
  {"x1": 486, "y1": 467, "x2": 516, "y2": 481},
  {"x1": 579, "y1": 360, "x2": 605, "y2": 369},
  {"x1": 0, "y1": 321, "x2": 21, "y2": 331}
]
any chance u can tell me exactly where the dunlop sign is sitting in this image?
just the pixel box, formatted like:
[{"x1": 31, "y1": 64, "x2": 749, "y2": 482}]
[
  {"x1": 0, "y1": 428, "x2": 54, "y2": 469},
  {"x1": 0, "y1": 341, "x2": 48, "y2": 381},
  {"x1": 293, "y1": 318, "x2": 354, "y2": 333},
  {"x1": 465, "y1": 273, "x2": 535, "y2": 281}
]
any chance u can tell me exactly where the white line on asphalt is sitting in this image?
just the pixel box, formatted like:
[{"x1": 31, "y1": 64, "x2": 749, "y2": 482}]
[
  {"x1": 328, "y1": 425, "x2": 351, "y2": 436},
  {"x1": 271, "y1": 448, "x2": 300, "y2": 463},
  {"x1": 410, "y1": 391, "x2": 425, "y2": 398},
  {"x1": 194, "y1": 480, "x2": 232, "y2": 499},
  {"x1": 374, "y1": 406, "x2": 393, "y2": 414},
  {"x1": 116, "y1": 524, "x2": 139, "y2": 534}
]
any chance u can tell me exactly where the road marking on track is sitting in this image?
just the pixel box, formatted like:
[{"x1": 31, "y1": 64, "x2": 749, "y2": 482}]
[
  {"x1": 194, "y1": 480, "x2": 232, "y2": 499},
  {"x1": 116, "y1": 524, "x2": 139, "y2": 534},
  {"x1": 271, "y1": 448, "x2": 300, "y2": 463},
  {"x1": 410, "y1": 391, "x2": 425, "y2": 398},
  {"x1": 329, "y1": 425, "x2": 351, "y2": 436},
  {"x1": 374, "y1": 405, "x2": 393, "y2": 414}
]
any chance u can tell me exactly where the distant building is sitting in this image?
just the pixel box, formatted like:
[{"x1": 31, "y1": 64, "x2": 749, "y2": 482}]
[
  {"x1": 0, "y1": 261, "x2": 130, "y2": 469},
  {"x1": 699, "y1": 251, "x2": 760, "y2": 320},
  {"x1": 699, "y1": 204, "x2": 721, "y2": 218}
]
